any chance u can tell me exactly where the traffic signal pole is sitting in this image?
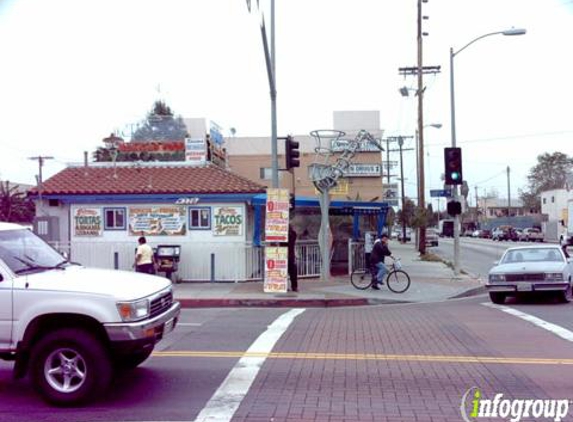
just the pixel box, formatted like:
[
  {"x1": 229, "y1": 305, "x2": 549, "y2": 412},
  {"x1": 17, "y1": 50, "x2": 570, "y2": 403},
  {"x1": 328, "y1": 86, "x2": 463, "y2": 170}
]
[{"x1": 449, "y1": 47, "x2": 461, "y2": 276}]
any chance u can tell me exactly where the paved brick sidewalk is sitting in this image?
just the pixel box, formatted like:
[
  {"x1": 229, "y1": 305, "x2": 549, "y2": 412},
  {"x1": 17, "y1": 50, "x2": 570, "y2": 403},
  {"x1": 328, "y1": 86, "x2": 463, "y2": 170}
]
[{"x1": 173, "y1": 241, "x2": 486, "y2": 307}]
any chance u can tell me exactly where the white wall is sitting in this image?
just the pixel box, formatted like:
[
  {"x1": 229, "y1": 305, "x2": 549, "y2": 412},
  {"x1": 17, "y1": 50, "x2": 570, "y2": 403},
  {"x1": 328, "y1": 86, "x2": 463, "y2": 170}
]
[
  {"x1": 68, "y1": 202, "x2": 253, "y2": 281},
  {"x1": 541, "y1": 189, "x2": 570, "y2": 221}
]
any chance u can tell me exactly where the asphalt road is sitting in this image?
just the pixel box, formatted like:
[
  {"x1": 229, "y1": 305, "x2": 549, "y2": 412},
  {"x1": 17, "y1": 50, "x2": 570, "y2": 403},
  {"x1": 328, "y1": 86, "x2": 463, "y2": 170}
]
[
  {"x1": 3, "y1": 295, "x2": 573, "y2": 422},
  {"x1": 433, "y1": 236, "x2": 533, "y2": 279}
]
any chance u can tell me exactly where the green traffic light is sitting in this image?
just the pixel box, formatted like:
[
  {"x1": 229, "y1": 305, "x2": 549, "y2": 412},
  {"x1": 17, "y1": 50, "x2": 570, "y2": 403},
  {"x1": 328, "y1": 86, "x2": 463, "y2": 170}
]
[{"x1": 452, "y1": 172, "x2": 460, "y2": 180}]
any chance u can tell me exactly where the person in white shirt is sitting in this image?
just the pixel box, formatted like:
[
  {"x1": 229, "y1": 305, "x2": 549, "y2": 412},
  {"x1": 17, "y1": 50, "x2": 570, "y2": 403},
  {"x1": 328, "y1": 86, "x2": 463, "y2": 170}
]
[{"x1": 134, "y1": 236, "x2": 156, "y2": 274}]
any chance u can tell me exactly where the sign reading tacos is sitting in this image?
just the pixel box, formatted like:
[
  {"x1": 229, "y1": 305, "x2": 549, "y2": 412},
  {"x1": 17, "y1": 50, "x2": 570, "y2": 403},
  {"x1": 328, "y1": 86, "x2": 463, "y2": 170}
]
[
  {"x1": 73, "y1": 207, "x2": 102, "y2": 237},
  {"x1": 213, "y1": 206, "x2": 244, "y2": 236},
  {"x1": 129, "y1": 206, "x2": 186, "y2": 236}
]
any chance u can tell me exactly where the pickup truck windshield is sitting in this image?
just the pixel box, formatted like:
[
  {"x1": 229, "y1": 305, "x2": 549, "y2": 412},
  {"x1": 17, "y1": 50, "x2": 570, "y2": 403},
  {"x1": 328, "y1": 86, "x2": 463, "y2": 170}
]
[{"x1": 0, "y1": 229, "x2": 66, "y2": 274}]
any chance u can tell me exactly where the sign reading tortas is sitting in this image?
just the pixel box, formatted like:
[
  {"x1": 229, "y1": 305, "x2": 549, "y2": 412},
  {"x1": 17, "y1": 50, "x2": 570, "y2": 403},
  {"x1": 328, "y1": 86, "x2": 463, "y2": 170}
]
[{"x1": 73, "y1": 207, "x2": 102, "y2": 237}]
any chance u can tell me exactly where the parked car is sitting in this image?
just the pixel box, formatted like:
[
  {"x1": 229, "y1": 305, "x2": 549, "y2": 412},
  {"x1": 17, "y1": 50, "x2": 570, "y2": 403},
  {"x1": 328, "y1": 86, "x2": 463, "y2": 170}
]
[
  {"x1": 426, "y1": 228, "x2": 439, "y2": 247},
  {"x1": 397, "y1": 228, "x2": 412, "y2": 242},
  {"x1": 487, "y1": 245, "x2": 572, "y2": 304},
  {"x1": 521, "y1": 227, "x2": 544, "y2": 242},
  {"x1": 479, "y1": 229, "x2": 492, "y2": 239},
  {"x1": 492, "y1": 226, "x2": 519, "y2": 241}
]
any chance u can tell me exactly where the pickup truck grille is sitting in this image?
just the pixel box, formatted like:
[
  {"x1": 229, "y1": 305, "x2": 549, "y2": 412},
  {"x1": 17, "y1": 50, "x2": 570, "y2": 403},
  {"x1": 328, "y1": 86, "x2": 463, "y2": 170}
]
[
  {"x1": 150, "y1": 291, "x2": 173, "y2": 318},
  {"x1": 505, "y1": 273, "x2": 545, "y2": 282}
]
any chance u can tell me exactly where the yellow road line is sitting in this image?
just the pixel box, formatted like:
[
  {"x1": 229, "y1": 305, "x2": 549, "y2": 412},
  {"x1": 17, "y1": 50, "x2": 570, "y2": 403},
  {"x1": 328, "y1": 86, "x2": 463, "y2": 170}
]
[{"x1": 152, "y1": 351, "x2": 573, "y2": 366}]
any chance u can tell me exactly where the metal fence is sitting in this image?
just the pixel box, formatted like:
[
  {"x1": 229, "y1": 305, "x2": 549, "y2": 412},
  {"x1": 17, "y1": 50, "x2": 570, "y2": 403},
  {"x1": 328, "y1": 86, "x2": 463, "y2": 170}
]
[{"x1": 51, "y1": 240, "x2": 322, "y2": 282}]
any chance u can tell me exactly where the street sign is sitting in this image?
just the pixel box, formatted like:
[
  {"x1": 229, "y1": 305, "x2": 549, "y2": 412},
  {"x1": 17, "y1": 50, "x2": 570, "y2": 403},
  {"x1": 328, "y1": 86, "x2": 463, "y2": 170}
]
[{"x1": 430, "y1": 189, "x2": 452, "y2": 198}]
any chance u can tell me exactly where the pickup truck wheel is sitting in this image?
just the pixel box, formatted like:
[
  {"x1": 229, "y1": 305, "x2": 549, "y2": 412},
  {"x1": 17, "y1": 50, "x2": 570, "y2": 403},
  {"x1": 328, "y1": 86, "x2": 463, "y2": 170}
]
[
  {"x1": 116, "y1": 347, "x2": 154, "y2": 370},
  {"x1": 489, "y1": 292, "x2": 506, "y2": 304},
  {"x1": 31, "y1": 328, "x2": 112, "y2": 406}
]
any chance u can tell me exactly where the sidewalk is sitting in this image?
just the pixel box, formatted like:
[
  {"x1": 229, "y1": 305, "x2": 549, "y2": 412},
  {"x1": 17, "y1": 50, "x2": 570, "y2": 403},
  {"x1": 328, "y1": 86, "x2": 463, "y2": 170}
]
[{"x1": 173, "y1": 241, "x2": 486, "y2": 308}]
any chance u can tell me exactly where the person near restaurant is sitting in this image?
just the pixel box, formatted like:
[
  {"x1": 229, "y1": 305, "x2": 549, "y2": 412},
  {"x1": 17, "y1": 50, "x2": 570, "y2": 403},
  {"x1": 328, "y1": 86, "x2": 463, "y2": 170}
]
[
  {"x1": 288, "y1": 225, "x2": 298, "y2": 292},
  {"x1": 134, "y1": 236, "x2": 156, "y2": 274}
]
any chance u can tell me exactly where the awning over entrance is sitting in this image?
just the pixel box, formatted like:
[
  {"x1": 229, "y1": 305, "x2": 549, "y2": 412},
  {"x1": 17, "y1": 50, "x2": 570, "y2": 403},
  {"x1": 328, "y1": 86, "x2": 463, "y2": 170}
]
[{"x1": 251, "y1": 194, "x2": 390, "y2": 245}]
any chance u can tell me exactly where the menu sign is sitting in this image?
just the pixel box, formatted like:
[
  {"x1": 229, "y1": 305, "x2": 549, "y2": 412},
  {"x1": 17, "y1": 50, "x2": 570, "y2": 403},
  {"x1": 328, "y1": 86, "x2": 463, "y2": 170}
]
[
  {"x1": 129, "y1": 206, "x2": 186, "y2": 236},
  {"x1": 265, "y1": 188, "x2": 289, "y2": 242},
  {"x1": 264, "y1": 247, "x2": 288, "y2": 293},
  {"x1": 73, "y1": 207, "x2": 102, "y2": 237}
]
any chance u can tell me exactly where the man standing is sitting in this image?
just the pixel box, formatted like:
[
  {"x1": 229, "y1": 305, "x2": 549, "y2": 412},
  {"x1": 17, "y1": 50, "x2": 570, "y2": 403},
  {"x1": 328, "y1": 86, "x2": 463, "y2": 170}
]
[
  {"x1": 134, "y1": 236, "x2": 156, "y2": 274},
  {"x1": 369, "y1": 233, "x2": 393, "y2": 290},
  {"x1": 288, "y1": 225, "x2": 298, "y2": 292}
]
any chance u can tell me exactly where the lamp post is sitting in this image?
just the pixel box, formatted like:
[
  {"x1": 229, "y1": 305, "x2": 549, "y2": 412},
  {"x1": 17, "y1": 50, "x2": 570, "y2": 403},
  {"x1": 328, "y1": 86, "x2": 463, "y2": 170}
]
[
  {"x1": 450, "y1": 27, "x2": 526, "y2": 275},
  {"x1": 416, "y1": 123, "x2": 442, "y2": 254}
]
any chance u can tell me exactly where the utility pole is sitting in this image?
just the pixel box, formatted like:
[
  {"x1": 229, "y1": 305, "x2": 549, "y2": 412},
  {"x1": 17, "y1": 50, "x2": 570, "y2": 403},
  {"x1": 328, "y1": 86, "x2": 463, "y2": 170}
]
[
  {"x1": 29, "y1": 155, "x2": 54, "y2": 205},
  {"x1": 389, "y1": 136, "x2": 414, "y2": 243},
  {"x1": 474, "y1": 185, "x2": 479, "y2": 227},
  {"x1": 28, "y1": 156, "x2": 54, "y2": 190},
  {"x1": 398, "y1": 0, "x2": 440, "y2": 255},
  {"x1": 507, "y1": 166, "x2": 511, "y2": 217}
]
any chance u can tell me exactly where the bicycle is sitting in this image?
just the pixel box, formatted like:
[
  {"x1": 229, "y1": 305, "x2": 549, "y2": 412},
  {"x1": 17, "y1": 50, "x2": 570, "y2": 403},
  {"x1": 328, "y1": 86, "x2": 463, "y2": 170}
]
[{"x1": 350, "y1": 257, "x2": 411, "y2": 293}]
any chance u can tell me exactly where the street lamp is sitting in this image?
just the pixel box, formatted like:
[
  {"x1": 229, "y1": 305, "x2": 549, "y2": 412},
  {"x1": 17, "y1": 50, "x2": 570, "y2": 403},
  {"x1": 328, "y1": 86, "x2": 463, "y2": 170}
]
[{"x1": 450, "y1": 27, "x2": 526, "y2": 275}]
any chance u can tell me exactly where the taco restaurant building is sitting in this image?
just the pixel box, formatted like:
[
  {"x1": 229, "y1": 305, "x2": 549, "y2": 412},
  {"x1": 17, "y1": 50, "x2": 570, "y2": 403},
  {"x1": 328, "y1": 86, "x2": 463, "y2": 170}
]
[{"x1": 31, "y1": 162, "x2": 389, "y2": 281}]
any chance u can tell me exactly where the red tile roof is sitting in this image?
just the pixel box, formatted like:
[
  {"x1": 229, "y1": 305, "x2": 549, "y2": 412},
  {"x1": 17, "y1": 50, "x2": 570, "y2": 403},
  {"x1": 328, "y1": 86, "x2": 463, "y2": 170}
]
[{"x1": 35, "y1": 164, "x2": 266, "y2": 195}]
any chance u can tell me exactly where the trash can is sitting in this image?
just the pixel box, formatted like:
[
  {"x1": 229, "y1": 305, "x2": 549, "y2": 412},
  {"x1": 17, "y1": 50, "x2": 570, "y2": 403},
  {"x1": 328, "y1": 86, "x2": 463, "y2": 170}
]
[{"x1": 155, "y1": 245, "x2": 181, "y2": 282}]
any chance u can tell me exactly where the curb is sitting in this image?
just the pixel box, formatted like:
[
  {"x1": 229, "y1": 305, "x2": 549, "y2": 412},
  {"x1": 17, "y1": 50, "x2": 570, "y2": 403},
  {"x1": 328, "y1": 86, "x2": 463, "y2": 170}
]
[
  {"x1": 448, "y1": 285, "x2": 488, "y2": 299},
  {"x1": 177, "y1": 298, "x2": 370, "y2": 308}
]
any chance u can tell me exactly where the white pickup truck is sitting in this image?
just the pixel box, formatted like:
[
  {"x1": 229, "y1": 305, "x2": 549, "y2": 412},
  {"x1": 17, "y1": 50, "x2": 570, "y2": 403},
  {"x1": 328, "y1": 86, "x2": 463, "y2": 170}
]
[{"x1": 0, "y1": 222, "x2": 180, "y2": 406}]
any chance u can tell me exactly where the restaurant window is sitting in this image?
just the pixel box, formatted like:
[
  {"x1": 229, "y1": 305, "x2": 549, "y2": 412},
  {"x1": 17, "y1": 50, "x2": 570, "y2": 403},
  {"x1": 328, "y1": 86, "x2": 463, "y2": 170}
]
[
  {"x1": 189, "y1": 207, "x2": 211, "y2": 230},
  {"x1": 104, "y1": 207, "x2": 126, "y2": 230}
]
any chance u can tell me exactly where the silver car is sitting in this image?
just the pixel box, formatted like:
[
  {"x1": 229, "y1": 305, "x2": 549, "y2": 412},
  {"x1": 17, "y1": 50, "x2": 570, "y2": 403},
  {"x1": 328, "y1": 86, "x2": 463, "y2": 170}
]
[{"x1": 487, "y1": 245, "x2": 572, "y2": 304}]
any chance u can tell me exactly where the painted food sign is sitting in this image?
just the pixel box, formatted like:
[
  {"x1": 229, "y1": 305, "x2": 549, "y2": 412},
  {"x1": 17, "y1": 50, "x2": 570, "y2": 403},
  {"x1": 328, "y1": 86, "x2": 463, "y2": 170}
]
[
  {"x1": 265, "y1": 188, "x2": 289, "y2": 242},
  {"x1": 213, "y1": 206, "x2": 244, "y2": 236},
  {"x1": 129, "y1": 206, "x2": 187, "y2": 236},
  {"x1": 74, "y1": 207, "x2": 102, "y2": 237},
  {"x1": 264, "y1": 246, "x2": 288, "y2": 293}
]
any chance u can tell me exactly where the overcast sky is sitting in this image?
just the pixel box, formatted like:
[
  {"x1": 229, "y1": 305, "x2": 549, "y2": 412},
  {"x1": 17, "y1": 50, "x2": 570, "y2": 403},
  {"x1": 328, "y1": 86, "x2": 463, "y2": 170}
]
[{"x1": 0, "y1": 0, "x2": 571, "y2": 208}]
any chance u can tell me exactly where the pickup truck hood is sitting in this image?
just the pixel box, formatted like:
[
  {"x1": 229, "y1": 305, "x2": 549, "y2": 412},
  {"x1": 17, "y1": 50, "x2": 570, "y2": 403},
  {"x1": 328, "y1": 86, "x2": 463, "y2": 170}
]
[{"x1": 22, "y1": 266, "x2": 171, "y2": 300}]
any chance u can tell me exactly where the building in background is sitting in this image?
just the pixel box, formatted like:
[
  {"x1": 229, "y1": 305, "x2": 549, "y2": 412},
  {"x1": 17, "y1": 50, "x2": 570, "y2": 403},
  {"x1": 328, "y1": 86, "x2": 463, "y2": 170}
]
[{"x1": 225, "y1": 111, "x2": 387, "y2": 201}]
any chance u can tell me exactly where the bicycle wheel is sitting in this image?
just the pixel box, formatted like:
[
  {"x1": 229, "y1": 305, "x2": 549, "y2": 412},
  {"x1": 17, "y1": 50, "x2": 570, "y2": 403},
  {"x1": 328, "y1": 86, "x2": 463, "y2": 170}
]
[
  {"x1": 386, "y1": 270, "x2": 411, "y2": 293},
  {"x1": 351, "y1": 269, "x2": 372, "y2": 290}
]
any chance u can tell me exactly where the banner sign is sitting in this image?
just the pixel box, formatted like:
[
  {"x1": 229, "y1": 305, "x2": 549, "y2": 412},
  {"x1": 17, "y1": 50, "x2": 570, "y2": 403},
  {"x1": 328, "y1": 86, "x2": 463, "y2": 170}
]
[
  {"x1": 73, "y1": 207, "x2": 102, "y2": 237},
  {"x1": 344, "y1": 164, "x2": 382, "y2": 177},
  {"x1": 313, "y1": 178, "x2": 349, "y2": 196},
  {"x1": 185, "y1": 138, "x2": 207, "y2": 163},
  {"x1": 331, "y1": 139, "x2": 381, "y2": 152},
  {"x1": 213, "y1": 206, "x2": 244, "y2": 236},
  {"x1": 129, "y1": 206, "x2": 187, "y2": 236},
  {"x1": 264, "y1": 246, "x2": 288, "y2": 293},
  {"x1": 118, "y1": 141, "x2": 184, "y2": 152},
  {"x1": 265, "y1": 188, "x2": 290, "y2": 242}
]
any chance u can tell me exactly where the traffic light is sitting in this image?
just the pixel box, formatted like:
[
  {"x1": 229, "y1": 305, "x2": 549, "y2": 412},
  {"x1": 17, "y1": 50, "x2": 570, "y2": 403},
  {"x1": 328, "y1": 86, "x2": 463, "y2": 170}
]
[
  {"x1": 285, "y1": 136, "x2": 300, "y2": 170},
  {"x1": 444, "y1": 147, "x2": 463, "y2": 185},
  {"x1": 447, "y1": 200, "x2": 462, "y2": 216}
]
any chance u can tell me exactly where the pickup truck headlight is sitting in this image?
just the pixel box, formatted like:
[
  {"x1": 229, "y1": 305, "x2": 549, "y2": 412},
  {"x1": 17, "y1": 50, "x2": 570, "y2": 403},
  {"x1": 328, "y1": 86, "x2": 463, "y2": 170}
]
[
  {"x1": 489, "y1": 274, "x2": 506, "y2": 282},
  {"x1": 117, "y1": 299, "x2": 150, "y2": 322},
  {"x1": 544, "y1": 273, "x2": 564, "y2": 282}
]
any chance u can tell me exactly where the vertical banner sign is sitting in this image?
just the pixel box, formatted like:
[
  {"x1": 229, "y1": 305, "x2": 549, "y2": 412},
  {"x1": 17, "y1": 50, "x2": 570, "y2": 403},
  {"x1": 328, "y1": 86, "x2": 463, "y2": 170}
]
[
  {"x1": 264, "y1": 247, "x2": 288, "y2": 293},
  {"x1": 265, "y1": 188, "x2": 290, "y2": 242},
  {"x1": 73, "y1": 207, "x2": 102, "y2": 237}
]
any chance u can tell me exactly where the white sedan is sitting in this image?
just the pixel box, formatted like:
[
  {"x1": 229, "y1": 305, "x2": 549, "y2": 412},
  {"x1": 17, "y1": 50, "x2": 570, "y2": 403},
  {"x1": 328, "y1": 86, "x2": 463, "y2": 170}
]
[{"x1": 487, "y1": 245, "x2": 572, "y2": 304}]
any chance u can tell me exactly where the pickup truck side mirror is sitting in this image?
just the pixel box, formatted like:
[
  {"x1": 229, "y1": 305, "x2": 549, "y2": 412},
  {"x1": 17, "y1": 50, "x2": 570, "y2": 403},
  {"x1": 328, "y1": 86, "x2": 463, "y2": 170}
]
[{"x1": 492, "y1": 260, "x2": 499, "y2": 266}]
